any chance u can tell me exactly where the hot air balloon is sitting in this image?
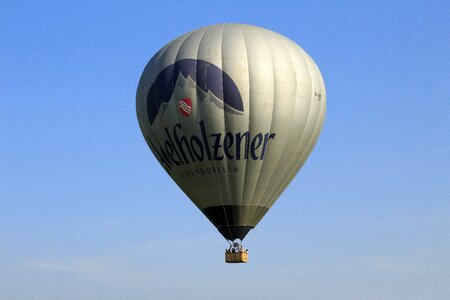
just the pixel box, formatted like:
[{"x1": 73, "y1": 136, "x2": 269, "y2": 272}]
[{"x1": 136, "y1": 24, "x2": 326, "y2": 263}]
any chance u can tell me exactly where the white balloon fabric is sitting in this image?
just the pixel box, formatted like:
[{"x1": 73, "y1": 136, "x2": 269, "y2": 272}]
[{"x1": 136, "y1": 24, "x2": 326, "y2": 241}]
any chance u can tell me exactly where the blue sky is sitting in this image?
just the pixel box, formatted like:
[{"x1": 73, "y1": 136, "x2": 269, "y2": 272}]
[{"x1": 1, "y1": 1, "x2": 449, "y2": 299}]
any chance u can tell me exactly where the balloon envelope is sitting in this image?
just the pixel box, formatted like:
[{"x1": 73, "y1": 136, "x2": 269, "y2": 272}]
[{"x1": 136, "y1": 24, "x2": 326, "y2": 241}]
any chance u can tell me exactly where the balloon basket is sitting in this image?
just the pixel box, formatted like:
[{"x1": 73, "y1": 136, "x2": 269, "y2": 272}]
[
  {"x1": 225, "y1": 250, "x2": 248, "y2": 263},
  {"x1": 225, "y1": 242, "x2": 248, "y2": 263}
]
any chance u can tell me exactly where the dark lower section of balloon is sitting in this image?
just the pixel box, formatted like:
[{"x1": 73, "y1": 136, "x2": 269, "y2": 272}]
[
  {"x1": 201, "y1": 205, "x2": 269, "y2": 241},
  {"x1": 217, "y1": 226, "x2": 253, "y2": 241}
]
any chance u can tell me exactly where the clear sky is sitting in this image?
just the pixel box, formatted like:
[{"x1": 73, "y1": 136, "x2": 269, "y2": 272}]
[{"x1": 1, "y1": 1, "x2": 449, "y2": 299}]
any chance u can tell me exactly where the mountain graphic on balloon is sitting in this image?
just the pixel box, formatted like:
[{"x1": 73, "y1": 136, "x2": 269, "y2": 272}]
[{"x1": 146, "y1": 59, "x2": 244, "y2": 125}]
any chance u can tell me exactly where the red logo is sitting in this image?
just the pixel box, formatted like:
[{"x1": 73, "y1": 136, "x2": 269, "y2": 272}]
[{"x1": 178, "y1": 98, "x2": 192, "y2": 117}]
